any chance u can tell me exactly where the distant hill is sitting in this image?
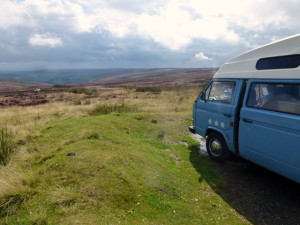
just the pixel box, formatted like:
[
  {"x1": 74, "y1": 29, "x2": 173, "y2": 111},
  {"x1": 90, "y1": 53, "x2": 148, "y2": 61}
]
[
  {"x1": 102, "y1": 68, "x2": 216, "y2": 87},
  {"x1": 0, "y1": 82, "x2": 52, "y2": 93},
  {"x1": 0, "y1": 68, "x2": 216, "y2": 85}
]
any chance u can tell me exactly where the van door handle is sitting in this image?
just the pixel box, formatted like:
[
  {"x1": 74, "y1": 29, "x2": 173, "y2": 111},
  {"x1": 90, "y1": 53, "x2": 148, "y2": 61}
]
[
  {"x1": 243, "y1": 118, "x2": 253, "y2": 123},
  {"x1": 223, "y1": 113, "x2": 231, "y2": 117}
]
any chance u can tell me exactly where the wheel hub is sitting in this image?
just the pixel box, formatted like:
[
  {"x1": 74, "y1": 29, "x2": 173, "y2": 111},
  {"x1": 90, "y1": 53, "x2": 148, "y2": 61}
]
[{"x1": 210, "y1": 139, "x2": 222, "y2": 156}]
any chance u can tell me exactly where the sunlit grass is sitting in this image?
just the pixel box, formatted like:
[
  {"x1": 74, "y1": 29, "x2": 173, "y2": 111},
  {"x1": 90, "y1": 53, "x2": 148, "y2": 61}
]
[
  {"x1": 0, "y1": 85, "x2": 250, "y2": 225},
  {"x1": 0, "y1": 87, "x2": 200, "y2": 142}
]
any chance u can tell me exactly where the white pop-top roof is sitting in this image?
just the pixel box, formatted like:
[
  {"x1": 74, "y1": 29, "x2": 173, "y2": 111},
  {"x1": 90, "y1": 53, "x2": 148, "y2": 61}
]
[{"x1": 214, "y1": 34, "x2": 300, "y2": 79}]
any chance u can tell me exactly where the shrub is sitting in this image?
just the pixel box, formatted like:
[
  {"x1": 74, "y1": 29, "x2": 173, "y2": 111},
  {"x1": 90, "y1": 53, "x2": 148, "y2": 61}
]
[
  {"x1": 69, "y1": 89, "x2": 97, "y2": 95},
  {"x1": 72, "y1": 99, "x2": 82, "y2": 105},
  {"x1": 135, "y1": 86, "x2": 161, "y2": 93},
  {"x1": 0, "y1": 127, "x2": 15, "y2": 166}
]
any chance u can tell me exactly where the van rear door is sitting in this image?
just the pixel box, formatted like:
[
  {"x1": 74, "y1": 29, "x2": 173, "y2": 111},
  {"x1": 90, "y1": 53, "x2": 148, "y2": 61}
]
[{"x1": 239, "y1": 80, "x2": 300, "y2": 183}]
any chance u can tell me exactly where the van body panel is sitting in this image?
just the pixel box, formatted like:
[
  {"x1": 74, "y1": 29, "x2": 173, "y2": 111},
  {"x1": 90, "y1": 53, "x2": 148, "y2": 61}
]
[
  {"x1": 238, "y1": 80, "x2": 300, "y2": 182},
  {"x1": 194, "y1": 79, "x2": 244, "y2": 152}
]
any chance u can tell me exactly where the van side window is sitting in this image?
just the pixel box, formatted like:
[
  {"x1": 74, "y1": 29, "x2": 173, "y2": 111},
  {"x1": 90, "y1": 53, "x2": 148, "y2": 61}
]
[
  {"x1": 247, "y1": 83, "x2": 300, "y2": 115},
  {"x1": 256, "y1": 54, "x2": 300, "y2": 70},
  {"x1": 207, "y1": 81, "x2": 235, "y2": 104}
]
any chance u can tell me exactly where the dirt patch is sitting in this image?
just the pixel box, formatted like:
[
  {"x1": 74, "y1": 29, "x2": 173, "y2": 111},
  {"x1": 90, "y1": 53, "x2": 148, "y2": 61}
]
[{"x1": 169, "y1": 153, "x2": 181, "y2": 165}]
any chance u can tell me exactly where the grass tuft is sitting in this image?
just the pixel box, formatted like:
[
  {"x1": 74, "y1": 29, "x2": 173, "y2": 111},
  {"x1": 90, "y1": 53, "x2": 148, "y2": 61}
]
[
  {"x1": 0, "y1": 168, "x2": 38, "y2": 216},
  {"x1": 0, "y1": 127, "x2": 15, "y2": 166},
  {"x1": 49, "y1": 186, "x2": 79, "y2": 207},
  {"x1": 30, "y1": 207, "x2": 48, "y2": 225},
  {"x1": 89, "y1": 102, "x2": 137, "y2": 116}
]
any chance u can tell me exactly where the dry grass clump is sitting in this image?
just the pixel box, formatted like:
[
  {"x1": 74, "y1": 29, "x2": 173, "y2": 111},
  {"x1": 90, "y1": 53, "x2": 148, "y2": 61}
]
[
  {"x1": 0, "y1": 167, "x2": 38, "y2": 216},
  {"x1": 128, "y1": 88, "x2": 200, "y2": 113},
  {"x1": 89, "y1": 102, "x2": 137, "y2": 116}
]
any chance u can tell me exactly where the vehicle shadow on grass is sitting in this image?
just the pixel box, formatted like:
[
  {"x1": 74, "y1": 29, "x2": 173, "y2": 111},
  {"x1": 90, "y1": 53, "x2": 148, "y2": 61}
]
[{"x1": 188, "y1": 143, "x2": 300, "y2": 225}]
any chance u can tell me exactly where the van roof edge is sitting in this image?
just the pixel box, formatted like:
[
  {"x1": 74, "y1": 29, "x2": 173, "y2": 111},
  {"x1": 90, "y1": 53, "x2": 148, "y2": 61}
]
[{"x1": 214, "y1": 34, "x2": 300, "y2": 79}]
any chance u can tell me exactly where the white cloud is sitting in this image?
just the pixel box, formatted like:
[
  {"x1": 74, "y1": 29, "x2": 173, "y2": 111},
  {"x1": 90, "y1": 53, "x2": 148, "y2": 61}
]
[
  {"x1": 0, "y1": 0, "x2": 299, "y2": 69},
  {"x1": 1, "y1": 0, "x2": 297, "y2": 50},
  {"x1": 195, "y1": 52, "x2": 212, "y2": 61},
  {"x1": 0, "y1": 0, "x2": 31, "y2": 28},
  {"x1": 29, "y1": 33, "x2": 62, "y2": 48},
  {"x1": 105, "y1": 1, "x2": 241, "y2": 50}
]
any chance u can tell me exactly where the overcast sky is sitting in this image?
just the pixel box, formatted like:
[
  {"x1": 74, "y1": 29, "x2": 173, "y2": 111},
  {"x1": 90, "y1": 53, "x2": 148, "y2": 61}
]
[{"x1": 0, "y1": 0, "x2": 298, "y2": 70}]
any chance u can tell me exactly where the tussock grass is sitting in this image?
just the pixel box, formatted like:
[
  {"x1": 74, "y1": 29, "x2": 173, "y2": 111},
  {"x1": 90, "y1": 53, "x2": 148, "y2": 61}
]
[
  {"x1": 0, "y1": 127, "x2": 15, "y2": 166},
  {"x1": 0, "y1": 167, "x2": 38, "y2": 216}
]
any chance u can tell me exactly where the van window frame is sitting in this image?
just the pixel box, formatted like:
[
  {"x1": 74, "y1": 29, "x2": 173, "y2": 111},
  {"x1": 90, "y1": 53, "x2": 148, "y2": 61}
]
[
  {"x1": 256, "y1": 54, "x2": 300, "y2": 70},
  {"x1": 203, "y1": 81, "x2": 213, "y2": 101},
  {"x1": 246, "y1": 81, "x2": 300, "y2": 116},
  {"x1": 204, "y1": 80, "x2": 236, "y2": 104}
]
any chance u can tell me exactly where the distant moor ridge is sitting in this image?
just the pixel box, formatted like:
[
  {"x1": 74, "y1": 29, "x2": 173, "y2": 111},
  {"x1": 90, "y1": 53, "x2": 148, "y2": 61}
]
[{"x1": 0, "y1": 68, "x2": 216, "y2": 87}]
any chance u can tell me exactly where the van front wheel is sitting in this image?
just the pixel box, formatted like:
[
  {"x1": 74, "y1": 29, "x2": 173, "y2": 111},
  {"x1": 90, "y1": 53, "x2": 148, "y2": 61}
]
[{"x1": 206, "y1": 132, "x2": 230, "y2": 162}]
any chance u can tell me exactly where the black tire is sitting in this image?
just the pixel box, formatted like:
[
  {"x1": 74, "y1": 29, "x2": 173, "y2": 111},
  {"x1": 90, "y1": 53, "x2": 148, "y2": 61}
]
[{"x1": 206, "y1": 132, "x2": 230, "y2": 162}]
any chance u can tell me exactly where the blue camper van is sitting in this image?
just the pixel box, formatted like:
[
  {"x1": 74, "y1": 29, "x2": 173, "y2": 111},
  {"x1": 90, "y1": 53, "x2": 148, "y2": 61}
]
[{"x1": 191, "y1": 35, "x2": 300, "y2": 183}]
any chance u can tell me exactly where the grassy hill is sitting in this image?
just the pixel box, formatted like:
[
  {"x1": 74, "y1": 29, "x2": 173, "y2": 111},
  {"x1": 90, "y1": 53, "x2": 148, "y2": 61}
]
[{"x1": 0, "y1": 85, "x2": 249, "y2": 224}]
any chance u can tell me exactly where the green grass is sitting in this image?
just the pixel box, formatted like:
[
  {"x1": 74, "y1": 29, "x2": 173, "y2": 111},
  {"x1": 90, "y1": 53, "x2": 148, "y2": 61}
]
[{"x1": 0, "y1": 112, "x2": 249, "y2": 224}]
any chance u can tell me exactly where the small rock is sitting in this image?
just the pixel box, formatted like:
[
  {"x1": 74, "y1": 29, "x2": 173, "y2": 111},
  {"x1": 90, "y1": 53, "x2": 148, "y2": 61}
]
[
  {"x1": 179, "y1": 141, "x2": 188, "y2": 147},
  {"x1": 151, "y1": 120, "x2": 158, "y2": 124},
  {"x1": 67, "y1": 152, "x2": 76, "y2": 157}
]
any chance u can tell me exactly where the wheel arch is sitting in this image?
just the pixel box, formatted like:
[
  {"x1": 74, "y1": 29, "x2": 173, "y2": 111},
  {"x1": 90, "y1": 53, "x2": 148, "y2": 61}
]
[
  {"x1": 206, "y1": 127, "x2": 225, "y2": 138},
  {"x1": 205, "y1": 127, "x2": 231, "y2": 150}
]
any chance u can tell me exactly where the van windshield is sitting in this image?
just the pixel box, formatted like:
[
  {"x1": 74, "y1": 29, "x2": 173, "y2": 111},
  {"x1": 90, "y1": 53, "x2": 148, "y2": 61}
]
[{"x1": 206, "y1": 81, "x2": 235, "y2": 104}]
